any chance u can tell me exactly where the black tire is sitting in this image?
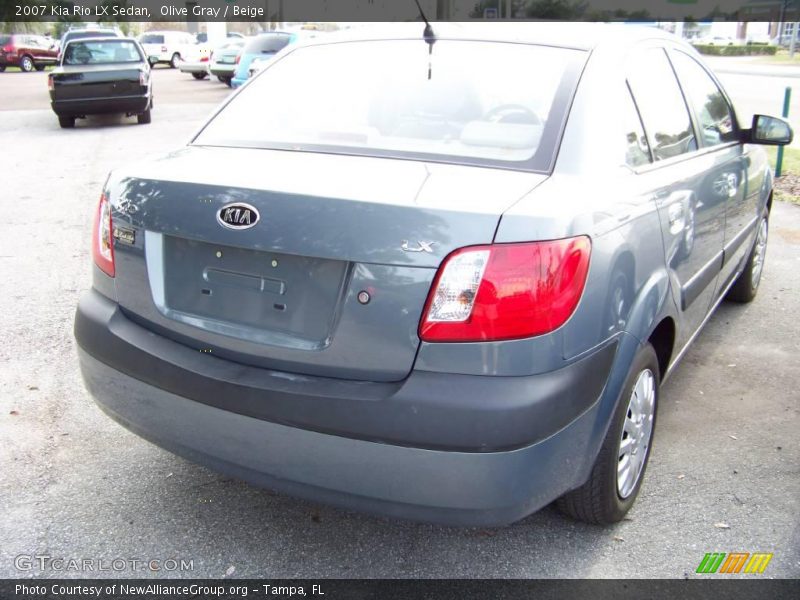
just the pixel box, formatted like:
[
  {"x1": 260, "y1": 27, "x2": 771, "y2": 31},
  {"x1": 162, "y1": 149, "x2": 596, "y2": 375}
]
[
  {"x1": 726, "y1": 213, "x2": 769, "y2": 303},
  {"x1": 557, "y1": 343, "x2": 660, "y2": 524},
  {"x1": 191, "y1": 72, "x2": 208, "y2": 80},
  {"x1": 137, "y1": 109, "x2": 151, "y2": 125},
  {"x1": 170, "y1": 53, "x2": 181, "y2": 69},
  {"x1": 0, "y1": 65, "x2": 6, "y2": 72},
  {"x1": 58, "y1": 115, "x2": 75, "y2": 129},
  {"x1": 223, "y1": 77, "x2": 232, "y2": 87},
  {"x1": 20, "y1": 55, "x2": 34, "y2": 72},
  {"x1": 35, "y1": 64, "x2": 46, "y2": 72}
]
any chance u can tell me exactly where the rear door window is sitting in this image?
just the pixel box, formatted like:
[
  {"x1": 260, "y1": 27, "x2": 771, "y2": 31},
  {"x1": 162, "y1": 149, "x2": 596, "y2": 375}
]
[
  {"x1": 627, "y1": 48, "x2": 697, "y2": 162},
  {"x1": 669, "y1": 51, "x2": 738, "y2": 148},
  {"x1": 140, "y1": 34, "x2": 165, "y2": 45},
  {"x1": 622, "y1": 85, "x2": 651, "y2": 168}
]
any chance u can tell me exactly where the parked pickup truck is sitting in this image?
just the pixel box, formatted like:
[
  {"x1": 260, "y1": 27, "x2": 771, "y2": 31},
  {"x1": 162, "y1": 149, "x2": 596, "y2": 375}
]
[{"x1": 49, "y1": 37, "x2": 153, "y2": 129}]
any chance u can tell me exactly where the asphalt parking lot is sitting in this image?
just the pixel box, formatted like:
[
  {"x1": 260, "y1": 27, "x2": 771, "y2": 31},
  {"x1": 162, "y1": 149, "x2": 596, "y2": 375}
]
[{"x1": 0, "y1": 67, "x2": 798, "y2": 579}]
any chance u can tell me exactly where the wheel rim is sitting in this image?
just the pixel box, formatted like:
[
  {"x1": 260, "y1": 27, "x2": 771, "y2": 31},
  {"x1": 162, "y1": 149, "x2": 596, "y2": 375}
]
[
  {"x1": 617, "y1": 368, "x2": 656, "y2": 499},
  {"x1": 22, "y1": 57, "x2": 32, "y2": 71},
  {"x1": 750, "y1": 218, "x2": 768, "y2": 290}
]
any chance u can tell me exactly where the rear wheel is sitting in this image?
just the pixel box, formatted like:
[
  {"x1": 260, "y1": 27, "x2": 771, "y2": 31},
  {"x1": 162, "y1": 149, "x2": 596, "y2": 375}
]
[
  {"x1": 58, "y1": 115, "x2": 75, "y2": 129},
  {"x1": 0, "y1": 65, "x2": 6, "y2": 72},
  {"x1": 20, "y1": 55, "x2": 34, "y2": 72},
  {"x1": 137, "y1": 109, "x2": 151, "y2": 125},
  {"x1": 222, "y1": 77, "x2": 232, "y2": 87},
  {"x1": 557, "y1": 343, "x2": 659, "y2": 524},
  {"x1": 726, "y1": 213, "x2": 769, "y2": 303},
  {"x1": 170, "y1": 53, "x2": 181, "y2": 69},
  {"x1": 191, "y1": 72, "x2": 208, "y2": 80}
]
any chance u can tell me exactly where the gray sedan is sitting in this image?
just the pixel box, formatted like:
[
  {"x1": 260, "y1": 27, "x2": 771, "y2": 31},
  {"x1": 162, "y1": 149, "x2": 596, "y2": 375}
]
[{"x1": 74, "y1": 23, "x2": 791, "y2": 526}]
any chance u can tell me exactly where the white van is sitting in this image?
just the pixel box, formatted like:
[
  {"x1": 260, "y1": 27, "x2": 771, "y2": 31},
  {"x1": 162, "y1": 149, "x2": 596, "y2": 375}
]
[{"x1": 138, "y1": 30, "x2": 197, "y2": 68}]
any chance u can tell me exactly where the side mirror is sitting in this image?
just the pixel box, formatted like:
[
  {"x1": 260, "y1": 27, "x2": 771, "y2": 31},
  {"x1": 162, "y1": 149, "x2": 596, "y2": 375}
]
[{"x1": 748, "y1": 114, "x2": 793, "y2": 145}]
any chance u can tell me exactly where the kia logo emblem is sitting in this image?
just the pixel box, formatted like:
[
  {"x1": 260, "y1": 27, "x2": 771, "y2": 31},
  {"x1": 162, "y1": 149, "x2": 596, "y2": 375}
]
[{"x1": 217, "y1": 203, "x2": 259, "y2": 230}]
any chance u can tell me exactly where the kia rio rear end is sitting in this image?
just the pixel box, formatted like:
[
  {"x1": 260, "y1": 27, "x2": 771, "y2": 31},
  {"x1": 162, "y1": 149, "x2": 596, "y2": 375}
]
[{"x1": 75, "y1": 24, "x2": 787, "y2": 526}]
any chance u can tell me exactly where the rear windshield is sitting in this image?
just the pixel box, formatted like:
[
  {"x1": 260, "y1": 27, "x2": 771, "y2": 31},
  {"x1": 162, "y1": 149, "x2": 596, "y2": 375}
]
[
  {"x1": 194, "y1": 39, "x2": 586, "y2": 171},
  {"x1": 0, "y1": 35, "x2": 11, "y2": 45},
  {"x1": 140, "y1": 34, "x2": 165, "y2": 44},
  {"x1": 63, "y1": 40, "x2": 143, "y2": 65},
  {"x1": 244, "y1": 34, "x2": 292, "y2": 54}
]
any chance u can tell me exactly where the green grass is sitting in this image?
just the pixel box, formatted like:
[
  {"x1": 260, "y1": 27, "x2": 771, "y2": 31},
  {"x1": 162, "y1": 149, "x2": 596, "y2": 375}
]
[
  {"x1": 766, "y1": 146, "x2": 800, "y2": 173},
  {"x1": 766, "y1": 146, "x2": 800, "y2": 205}
]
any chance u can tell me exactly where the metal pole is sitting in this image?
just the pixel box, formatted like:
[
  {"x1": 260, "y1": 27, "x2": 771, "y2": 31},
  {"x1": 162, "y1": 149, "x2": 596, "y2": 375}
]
[{"x1": 776, "y1": 86, "x2": 792, "y2": 178}]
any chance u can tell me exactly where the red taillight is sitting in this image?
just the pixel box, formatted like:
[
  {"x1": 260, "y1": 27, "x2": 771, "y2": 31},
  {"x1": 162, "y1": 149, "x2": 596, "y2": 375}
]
[
  {"x1": 92, "y1": 192, "x2": 115, "y2": 277},
  {"x1": 200, "y1": 56, "x2": 209, "y2": 62},
  {"x1": 235, "y1": 53, "x2": 241, "y2": 64},
  {"x1": 47, "y1": 74, "x2": 54, "y2": 92},
  {"x1": 4, "y1": 44, "x2": 15, "y2": 53},
  {"x1": 419, "y1": 237, "x2": 591, "y2": 342}
]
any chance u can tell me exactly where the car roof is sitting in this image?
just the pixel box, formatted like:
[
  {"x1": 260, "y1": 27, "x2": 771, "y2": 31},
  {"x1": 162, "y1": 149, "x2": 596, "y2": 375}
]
[
  {"x1": 299, "y1": 22, "x2": 676, "y2": 52},
  {"x1": 63, "y1": 36, "x2": 139, "y2": 46},
  {"x1": 63, "y1": 29, "x2": 118, "y2": 36}
]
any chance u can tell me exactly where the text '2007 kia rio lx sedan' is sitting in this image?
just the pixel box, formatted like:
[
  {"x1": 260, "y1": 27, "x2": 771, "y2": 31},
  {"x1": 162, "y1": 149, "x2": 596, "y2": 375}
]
[{"x1": 74, "y1": 23, "x2": 792, "y2": 526}]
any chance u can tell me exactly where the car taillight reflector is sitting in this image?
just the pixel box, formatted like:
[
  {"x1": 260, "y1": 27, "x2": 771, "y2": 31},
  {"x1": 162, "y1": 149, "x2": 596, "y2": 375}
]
[
  {"x1": 235, "y1": 54, "x2": 241, "y2": 64},
  {"x1": 92, "y1": 192, "x2": 115, "y2": 277},
  {"x1": 419, "y1": 237, "x2": 591, "y2": 342},
  {"x1": 47, "y1": 75, "x2": 54, "y2": 92},
  {"x1": 200, "y1": 56, "x2": 209, "y2": 62}
]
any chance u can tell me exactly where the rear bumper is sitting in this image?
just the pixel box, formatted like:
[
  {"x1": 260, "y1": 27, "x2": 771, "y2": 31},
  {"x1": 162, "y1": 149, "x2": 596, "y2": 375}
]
[
  {"x1": 75, "y1": 289, "x2": 614, "y2": 525},
  {"x1": 52, "y1": 95, "x2": 150, "y2": 117},
  {"x1": 178, "y1": 62, "x2": 208, "y2": 74},
  {"x1": 209, "y1": 64, "x2": 235, "y2": 77}
]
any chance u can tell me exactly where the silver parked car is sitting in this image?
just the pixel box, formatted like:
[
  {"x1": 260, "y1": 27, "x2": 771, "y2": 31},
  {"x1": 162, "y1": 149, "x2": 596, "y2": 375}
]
[{"x1": 75, "y1": 24, "x2": 791, "y2": 526}]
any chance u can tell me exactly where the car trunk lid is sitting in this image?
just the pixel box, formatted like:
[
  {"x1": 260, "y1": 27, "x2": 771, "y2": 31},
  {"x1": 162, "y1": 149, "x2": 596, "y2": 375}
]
[
  {"x1": 51, "y1": 64, "x2": 144, "y2": 100},
  {"x1": 108, "y1": 146, "x2": 546, "y2": 381}
]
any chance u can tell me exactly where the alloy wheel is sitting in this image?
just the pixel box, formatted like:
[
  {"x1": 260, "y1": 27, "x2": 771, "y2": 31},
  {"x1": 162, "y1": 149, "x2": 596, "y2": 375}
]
[
  {"x1": 617, "y1": 368, "x2": 656, "y2": 499},
  {"x1": 750, "y1": 218, "x2": 768, "y2": 290}
]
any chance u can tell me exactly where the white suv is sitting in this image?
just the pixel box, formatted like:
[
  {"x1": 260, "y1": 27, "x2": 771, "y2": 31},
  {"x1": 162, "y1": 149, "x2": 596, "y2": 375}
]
[{"x1": 139, "y1": 31, "x2": 196, "y2": 68}]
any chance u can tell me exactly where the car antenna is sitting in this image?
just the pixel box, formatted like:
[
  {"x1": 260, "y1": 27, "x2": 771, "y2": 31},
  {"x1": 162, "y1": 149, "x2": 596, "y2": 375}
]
[{"x1": 413, "y1": 0, "x2": 436, "y2": 79}]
